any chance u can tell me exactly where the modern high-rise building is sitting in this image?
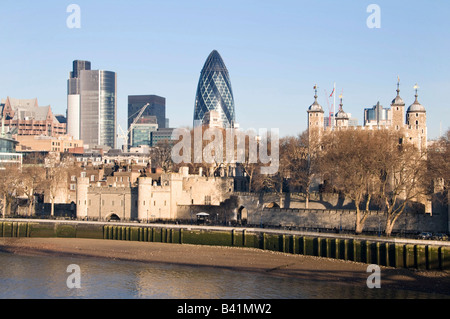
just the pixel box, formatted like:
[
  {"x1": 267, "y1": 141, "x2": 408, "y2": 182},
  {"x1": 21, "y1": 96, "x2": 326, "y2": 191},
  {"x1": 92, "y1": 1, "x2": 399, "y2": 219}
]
[
  {"x1": 67, "y1": 60, "x2": 117, "y2": 149},
  {"x1": 364, "y1": 102, "x2": 391, "y2": 127},
  {"x1": 128, "y1": 95, "x2": 166, "y2": 130},
  {"x1": 130, "y1": 116, "x2": 158, "y2": 148},
  {"x1": 193, "y1": 50, "x2": 236, "y2": 128}
]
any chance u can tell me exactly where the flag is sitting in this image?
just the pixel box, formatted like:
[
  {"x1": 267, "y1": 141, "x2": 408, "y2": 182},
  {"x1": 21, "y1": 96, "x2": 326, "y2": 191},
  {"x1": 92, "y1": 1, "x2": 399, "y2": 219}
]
[{"x1": 329, "y1": 88, "x2": 335, "y2": 98}]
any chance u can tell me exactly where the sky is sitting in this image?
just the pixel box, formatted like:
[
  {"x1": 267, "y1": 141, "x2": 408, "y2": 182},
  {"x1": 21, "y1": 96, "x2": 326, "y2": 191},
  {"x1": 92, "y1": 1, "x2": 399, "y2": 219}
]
[{"x1": 0, "y1": 0, "x2": 449, "y2": 145}]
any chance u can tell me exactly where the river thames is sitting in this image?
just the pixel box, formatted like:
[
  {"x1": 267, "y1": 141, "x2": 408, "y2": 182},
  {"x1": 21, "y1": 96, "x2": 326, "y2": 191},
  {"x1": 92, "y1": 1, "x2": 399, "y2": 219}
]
[{"x1": 0, "y1": 252, "x2": 447, "y2": 299}]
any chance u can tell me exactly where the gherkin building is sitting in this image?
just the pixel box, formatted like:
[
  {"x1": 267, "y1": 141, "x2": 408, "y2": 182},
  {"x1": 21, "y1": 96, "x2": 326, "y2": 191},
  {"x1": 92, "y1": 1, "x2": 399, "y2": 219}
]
[{"x1": 193, "y1": 50, "x2": 236, "y2": 128}]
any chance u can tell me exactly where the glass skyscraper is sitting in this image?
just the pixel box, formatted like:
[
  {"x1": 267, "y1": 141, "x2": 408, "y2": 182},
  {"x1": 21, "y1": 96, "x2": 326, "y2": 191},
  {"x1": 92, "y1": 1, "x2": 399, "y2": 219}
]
[
  {"x1": 128, "y1": 95, "x2": 166, "y2": 131},
  {"x1": 67, "y1": 61, "x2": 117, "y2": 149},
  {"x1": 193, "y1": 50, "x2": 236, "y2": 128}
]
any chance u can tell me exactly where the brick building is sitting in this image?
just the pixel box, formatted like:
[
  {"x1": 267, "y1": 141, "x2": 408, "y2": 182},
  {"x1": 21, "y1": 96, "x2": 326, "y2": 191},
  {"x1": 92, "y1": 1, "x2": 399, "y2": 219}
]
[{"x1": 1, "y1": 97, "x2": 66, "y2": 137}]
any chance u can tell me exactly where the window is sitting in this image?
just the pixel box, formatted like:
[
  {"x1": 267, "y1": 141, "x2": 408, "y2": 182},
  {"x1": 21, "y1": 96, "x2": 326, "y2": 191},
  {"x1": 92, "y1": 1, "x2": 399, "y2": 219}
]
[
  {"x1": 71, "y1": 175, "x2": 76, "y2": 182},
  {"x1": 70, "y1": 184, "x2": 76, "y2": 191},
  {"x1": 90, "y1": 175, "x2": 95, "y2": 182}
]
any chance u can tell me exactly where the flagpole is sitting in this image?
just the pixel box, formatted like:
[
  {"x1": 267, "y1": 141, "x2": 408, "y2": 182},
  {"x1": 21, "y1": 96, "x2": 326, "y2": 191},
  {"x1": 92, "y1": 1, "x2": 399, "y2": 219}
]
[{"x1": 333, "y1": 82, "x2": 336, "y2": 128}]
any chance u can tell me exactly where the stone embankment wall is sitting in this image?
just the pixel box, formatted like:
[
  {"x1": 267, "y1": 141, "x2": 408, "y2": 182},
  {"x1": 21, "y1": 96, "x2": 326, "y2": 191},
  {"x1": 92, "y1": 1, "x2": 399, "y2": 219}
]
[
  {"x1": 237, "y1": 192, "x2": 449, "y2": 234},
  {"x1": 1, "y1": 219, "x2": 449, "y2": 271},
  {"x1": 248, "y1": 207, "x2": 448, "y2": 234}
]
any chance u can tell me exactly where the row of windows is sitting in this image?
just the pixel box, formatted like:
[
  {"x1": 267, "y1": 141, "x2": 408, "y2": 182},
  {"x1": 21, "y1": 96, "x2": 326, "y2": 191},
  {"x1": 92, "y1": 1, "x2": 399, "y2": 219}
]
[
  {"x1": 141, "y1": 200, "x2": 167, "y2": 207},
  {"x1": 78, "y1": 199, "x2": 167, "y2": 207}
]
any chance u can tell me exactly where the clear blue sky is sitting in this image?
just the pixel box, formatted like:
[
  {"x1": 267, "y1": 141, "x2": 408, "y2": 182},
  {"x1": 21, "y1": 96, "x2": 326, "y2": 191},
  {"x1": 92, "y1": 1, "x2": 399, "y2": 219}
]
[{"x1": 0, "y1": 0, "x2": 448, "y2": 143}]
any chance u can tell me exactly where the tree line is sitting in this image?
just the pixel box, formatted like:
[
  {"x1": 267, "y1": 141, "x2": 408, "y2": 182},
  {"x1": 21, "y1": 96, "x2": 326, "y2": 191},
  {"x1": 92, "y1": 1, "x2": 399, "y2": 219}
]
[{"x1": 168, "y1": 126, "x2": 449, "y2": 236}]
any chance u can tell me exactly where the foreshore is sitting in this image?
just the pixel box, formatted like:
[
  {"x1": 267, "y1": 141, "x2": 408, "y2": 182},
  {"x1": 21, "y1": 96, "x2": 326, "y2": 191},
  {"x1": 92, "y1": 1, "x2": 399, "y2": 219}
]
[{"x1": 1, "y1": 237, "x2": 449, "y2": 297}]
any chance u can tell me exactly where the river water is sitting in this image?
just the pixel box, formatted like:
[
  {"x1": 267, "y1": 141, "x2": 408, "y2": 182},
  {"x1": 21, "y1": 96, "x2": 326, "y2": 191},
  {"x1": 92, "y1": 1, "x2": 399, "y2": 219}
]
[{"x1": 0, "y1": 252, "x2": 446, "y2": 299}]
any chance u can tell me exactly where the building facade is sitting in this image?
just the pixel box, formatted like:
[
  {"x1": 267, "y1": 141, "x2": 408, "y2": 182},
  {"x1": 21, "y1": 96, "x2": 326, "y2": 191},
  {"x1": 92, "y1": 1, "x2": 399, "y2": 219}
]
[
  {"x1": 67, "y1": 60, "x2": 91, "y2": 140},
  {"x1": 151, "y1": 128, "x2": 175, "y2": 146},
  {"x1": 1, "y1": 97, "x2": 66, "y2": 137},
  {"x1": 76, "y1": 167, "x2": 235, "y2": 221},
  {"x1": 364, "y1": 101, "x2": 391, "y2": 127},
  {"x1": 131, "y1": 122, "x2": 158, "y2": 148},
  {"x1": 193, "y1": 50, "x2": 236, "y2": 128},
  {"x1": 15, "y1": 135, "x2": 83, "y2": 153},
  {"x1": 0, "y1": 136, "x2": 22, "y2": 167},
  {"x1": 67, "y1": 60, "x2": 117, "y2": 149},
  {"x1": 128, "y1": 95, "x2": 166, "y2": 130}
]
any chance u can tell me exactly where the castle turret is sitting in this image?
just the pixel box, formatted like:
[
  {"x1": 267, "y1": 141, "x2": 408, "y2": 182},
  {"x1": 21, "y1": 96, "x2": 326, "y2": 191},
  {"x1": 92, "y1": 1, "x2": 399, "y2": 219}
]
[
  {"x1": 307, "y1": 85, "x2": 325, "y2": 132},
  {"x1": 307, "y1": 85, "x2": 325, "y2": 146},
  {"x1": 391, "y1": 77, "x2": 406, "y2": 130},
  {"x1": 335, "y1": 94, "x2": 349, "y2": 128},
  {"x1": 406, "y1": 84, "x2": 427, "y2": 151},
  {"x1": 138, "y1": 177, "x2": 153, "y2": 221},
  {"x1": 76, "y1": 177, "x2": 89, "y2": 219}
]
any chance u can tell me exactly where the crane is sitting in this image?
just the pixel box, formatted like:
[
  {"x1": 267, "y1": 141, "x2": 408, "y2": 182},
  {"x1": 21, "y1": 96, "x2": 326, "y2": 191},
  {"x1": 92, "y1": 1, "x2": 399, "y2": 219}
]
[
  {"x1": 117, "y1": 103, "x2": 150, "y2": 152},
  {"x1": 324, "y1": 89, "x2": 333, "y2": 128}
]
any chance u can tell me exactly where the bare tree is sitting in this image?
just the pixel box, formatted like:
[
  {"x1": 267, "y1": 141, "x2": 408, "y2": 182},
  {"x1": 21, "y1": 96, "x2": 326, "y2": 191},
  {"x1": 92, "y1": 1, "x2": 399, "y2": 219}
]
[
  {"x1": 45, "y1": 153, "x2": 69, "y2": 217},
  {"x1": 0, "y1": 165, "x2": 23, "y2": 217},
  {"x1": 319, "y1": 129, "x2": 386, "y2": 234},
  {"x1": 152, "y1": 139, "x2": 175, "y2": 173},
  {"x1": 21, "y1": 165, "x2": 45, "y2": 216},
  {"x1": 376, "y1": 138, "x2": 428, "y2": 236},
  {"x1": 279, "y1": 131, "x2": 322, "y2": 208},
  {"x1": 427, "y1": 129, "x2": 450, "y2": 193}
]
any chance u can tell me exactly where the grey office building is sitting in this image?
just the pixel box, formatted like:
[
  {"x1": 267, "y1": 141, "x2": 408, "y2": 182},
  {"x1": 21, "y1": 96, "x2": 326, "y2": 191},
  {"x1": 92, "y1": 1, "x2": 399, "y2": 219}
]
[
  {"x1": 128, "y1": 95, "x2": 166, "y2": 130},
  {"x1": 67, "y1": 60, "x2": 117, "y2": 149}
]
